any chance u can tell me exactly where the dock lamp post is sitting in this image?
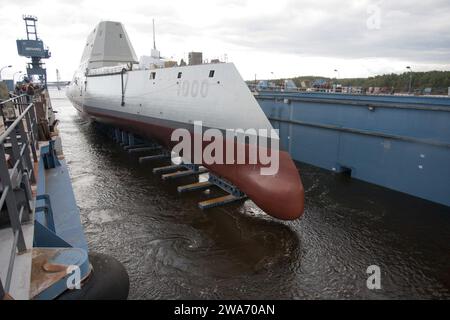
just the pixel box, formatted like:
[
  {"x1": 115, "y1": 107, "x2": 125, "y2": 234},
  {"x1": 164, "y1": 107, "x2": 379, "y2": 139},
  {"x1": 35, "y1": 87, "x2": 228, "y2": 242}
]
[
  {"x1": 334, "y1": 69, "x2": 341, "y2": 83},
  {"x1": 270, "y1": 72, "x2": 277, "y2": 89},
  {"x1": 0, "y1": 65, "x2": 12, "y2": 81},
  {"x1": 406, "y1": 66, "x2": 413, "y2": 94},
  {"x1": 13, "y1": 71, "x2": 23, "y2": 86},
  {"x1": 334, "y1": 69, "x2": 340, "y2": 92}
]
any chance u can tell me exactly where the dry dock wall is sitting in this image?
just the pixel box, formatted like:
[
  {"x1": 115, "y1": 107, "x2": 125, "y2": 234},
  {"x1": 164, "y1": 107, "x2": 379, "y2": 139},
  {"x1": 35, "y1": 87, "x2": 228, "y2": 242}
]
[{"x1": 256, "y1": 92, "x2": 450, "y2": 207}]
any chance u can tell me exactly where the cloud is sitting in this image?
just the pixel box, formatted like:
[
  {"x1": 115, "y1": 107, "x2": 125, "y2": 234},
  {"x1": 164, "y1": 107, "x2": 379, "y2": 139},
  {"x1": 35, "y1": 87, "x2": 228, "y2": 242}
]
[
  {"x1": 213, "y1": 0, "x2": 450, "y2": 62},
  {"x1": 0, "y1": 0, "x2": 449, "y2": 81}
]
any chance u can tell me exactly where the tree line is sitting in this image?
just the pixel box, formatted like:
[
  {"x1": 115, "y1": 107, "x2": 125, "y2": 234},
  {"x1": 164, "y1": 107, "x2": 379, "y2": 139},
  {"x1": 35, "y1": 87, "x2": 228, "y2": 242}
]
[{"x1": 288, "y1": 71, "x2": 450, "y2": 94}]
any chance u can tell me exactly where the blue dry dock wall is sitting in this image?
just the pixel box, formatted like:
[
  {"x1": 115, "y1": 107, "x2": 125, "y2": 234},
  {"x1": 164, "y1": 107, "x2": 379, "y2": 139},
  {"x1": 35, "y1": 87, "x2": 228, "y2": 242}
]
[
  {"x1": 34, "y1": 141, "x2": 88, "y2": 250},
  {"x1": 32, "y1": 141, "x2": 90, "y2": 299},
  {"x1": 256, "y1": 92, "x2": 450, "y2": 207}
]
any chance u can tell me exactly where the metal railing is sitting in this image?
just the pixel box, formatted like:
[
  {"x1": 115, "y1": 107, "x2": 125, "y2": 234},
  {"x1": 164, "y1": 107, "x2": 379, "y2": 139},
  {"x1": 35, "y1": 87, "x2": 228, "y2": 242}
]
[
  {"x1": 248, "y1": 83, "x2": 362, "y2": 94},
  {"x1": 0, "y1": 93, "x2": 39, "y2": 297}
]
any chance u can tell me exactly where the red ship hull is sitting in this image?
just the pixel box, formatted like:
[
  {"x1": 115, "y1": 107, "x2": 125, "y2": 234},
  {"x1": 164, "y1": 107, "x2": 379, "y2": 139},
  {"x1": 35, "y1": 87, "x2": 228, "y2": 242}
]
[{"x1": 74, "y1": 103, "x2": 305, "y2": 220}]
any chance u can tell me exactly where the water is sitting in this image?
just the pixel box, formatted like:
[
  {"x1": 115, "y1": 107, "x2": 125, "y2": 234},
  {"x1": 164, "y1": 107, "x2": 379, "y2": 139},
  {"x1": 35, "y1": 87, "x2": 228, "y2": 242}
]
[{"x1": 49, "y1": 88, "x2": 450, "y2": 299}]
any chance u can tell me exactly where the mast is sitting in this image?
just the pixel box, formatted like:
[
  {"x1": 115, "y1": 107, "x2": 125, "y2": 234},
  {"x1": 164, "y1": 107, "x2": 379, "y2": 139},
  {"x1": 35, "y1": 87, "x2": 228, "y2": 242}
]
[
  {"x1": 150, "y1": 19, "x2": 160, "y2": 59},
  {"x1": 56, "y1": 69, "x2": 61, "y2": 90},
  {"x1": 152, "y1": 19, "x2": 156, "y2": 50}
]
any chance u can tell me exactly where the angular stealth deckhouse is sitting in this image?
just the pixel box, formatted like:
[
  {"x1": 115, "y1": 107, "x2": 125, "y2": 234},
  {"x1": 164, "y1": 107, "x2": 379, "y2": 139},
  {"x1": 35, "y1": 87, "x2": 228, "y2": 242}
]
[{"x1": 67, "y1": 21, "x2": 304, "y2": 220}]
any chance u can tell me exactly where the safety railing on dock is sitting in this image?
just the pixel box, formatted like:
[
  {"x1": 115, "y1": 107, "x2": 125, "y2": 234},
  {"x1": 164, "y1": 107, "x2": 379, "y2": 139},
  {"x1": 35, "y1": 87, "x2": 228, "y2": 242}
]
[{"x1": 0, "y1": 93, "x2": 39, "y2": 296}]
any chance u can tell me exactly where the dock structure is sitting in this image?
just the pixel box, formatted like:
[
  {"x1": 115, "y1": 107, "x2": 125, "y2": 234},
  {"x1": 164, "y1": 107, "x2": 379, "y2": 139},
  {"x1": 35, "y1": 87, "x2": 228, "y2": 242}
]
[
  {"x1": 256, "y1": 91, "x2": 450, "y2": 207},
  {"x1": 128, "y1": 145, "x2": 162, "y2": 153},
  {"x1": 0, "y1": 91, "x2": 90, "y2": 300},
  {"x1": 1, "y1": 15, "x2": 130, "y2": 301},
  {"x1": 177, "y1": 181, "x2": 213, "y2": 193},
  {"x1": 198, "y1": 194, "x2": 246, "y2": 210},
  {"x1": 160, "y1": 166, "x2": 208, "y2": 181},
  {"x1": 151, "y1": 155, "x2": 247, "y2": 208},
  {"x1": 152, "y1": 164, "x2": 183, "y2": 174},
  {"x1": 1, "y1": 90, "x2": 129, "y2": 300},
  {"x1": 139, "y1": 153, "x2": 171, "y2": 163},
  {"x1": 109, "y1": 129, "x2": 170, "y2": 164},
  {"x1": 106, "y1": 127, "x2": 248, "y2": 211}
]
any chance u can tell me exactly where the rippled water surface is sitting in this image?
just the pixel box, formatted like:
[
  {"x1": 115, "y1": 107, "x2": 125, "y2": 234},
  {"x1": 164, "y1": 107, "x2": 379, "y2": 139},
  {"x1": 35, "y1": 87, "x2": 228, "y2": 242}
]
[{"x1": 49, "y1": 89, "x2": 450, "y2": 299}]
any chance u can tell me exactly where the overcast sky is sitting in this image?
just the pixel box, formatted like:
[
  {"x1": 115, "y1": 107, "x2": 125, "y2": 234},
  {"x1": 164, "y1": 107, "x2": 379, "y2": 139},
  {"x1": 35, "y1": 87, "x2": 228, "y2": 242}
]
[{"x1": 1, "y1": 0, "x2": 449, "y2": 81}]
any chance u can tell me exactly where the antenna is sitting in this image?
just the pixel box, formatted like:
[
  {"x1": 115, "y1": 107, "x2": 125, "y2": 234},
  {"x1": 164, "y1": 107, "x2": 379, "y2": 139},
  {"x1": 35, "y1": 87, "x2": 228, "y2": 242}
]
[
  {"x1": 152, "y1": 19, "x2": 156, "y2": 50},
  {"x1": 56, "y1": 69, "x2": 61, "y2": 91}
]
